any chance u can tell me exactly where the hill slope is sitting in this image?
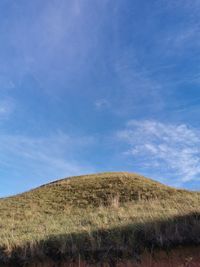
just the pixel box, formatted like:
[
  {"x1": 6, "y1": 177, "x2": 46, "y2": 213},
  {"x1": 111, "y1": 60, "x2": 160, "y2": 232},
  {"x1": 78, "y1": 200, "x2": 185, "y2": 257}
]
[{"x1": 0, "y1": 172, "x2": 200, "y2": 265}]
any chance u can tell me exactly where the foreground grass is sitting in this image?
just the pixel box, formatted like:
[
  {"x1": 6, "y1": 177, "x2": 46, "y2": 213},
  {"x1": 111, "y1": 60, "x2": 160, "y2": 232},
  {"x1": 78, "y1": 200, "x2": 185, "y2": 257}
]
[{"x1": 0, "y1": 172, "x2": 200, "y2": 264}]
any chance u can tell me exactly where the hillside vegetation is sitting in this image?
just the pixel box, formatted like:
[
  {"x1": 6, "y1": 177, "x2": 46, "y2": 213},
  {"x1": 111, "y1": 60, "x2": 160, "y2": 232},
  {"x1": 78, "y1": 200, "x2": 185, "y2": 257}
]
[{"x1": 0, "y1": 172, "x2": 200, "y2": 265}]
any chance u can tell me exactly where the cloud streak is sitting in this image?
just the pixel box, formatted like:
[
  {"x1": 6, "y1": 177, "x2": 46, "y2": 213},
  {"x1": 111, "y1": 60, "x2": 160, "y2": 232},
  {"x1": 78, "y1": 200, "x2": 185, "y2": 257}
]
[
  {"x1": 117, "y1": 120, "x2": 200, "y2": 184},
  {"x1": 0, "y1": 99, "x2": 14, "y2": 119},
  {"x1": 0, "y1": 131, "x2": 95, "y2": 196},
  {"x1": 95, "y1": 99, "x2": 110, "y2": 110}
]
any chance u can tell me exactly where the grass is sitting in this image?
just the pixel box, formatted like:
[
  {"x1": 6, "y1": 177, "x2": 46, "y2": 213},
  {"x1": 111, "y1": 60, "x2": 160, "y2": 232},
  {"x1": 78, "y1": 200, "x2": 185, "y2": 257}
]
[{"x1": 0, "y1": 172, "x2": 200, "y2": 265}]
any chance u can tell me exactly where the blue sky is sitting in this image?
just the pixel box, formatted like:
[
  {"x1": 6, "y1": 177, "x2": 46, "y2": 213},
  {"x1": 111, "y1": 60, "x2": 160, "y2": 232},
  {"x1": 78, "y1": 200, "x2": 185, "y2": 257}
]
[{"x1": 1, "y1": 0, "x2": 200, "y2": 197}]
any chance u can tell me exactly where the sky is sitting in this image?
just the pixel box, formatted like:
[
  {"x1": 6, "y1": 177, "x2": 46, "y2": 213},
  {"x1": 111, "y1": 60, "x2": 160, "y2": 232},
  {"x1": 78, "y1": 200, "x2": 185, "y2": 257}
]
[{"x1": 1, "y1": 0, "x2": 200, "y2": 197}]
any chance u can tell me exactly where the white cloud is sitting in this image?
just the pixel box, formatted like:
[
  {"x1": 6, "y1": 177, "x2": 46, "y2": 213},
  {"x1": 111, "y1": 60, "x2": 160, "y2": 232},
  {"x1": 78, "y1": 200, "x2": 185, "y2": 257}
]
[
  {"x1": 95, "y1": 99, "x2": 110, "y2": 110},
  {"x1": 0, "y1": 99, "x2": 14, "y2": 119},
  {"x1": 117, "y1": 120, "x2": 200, "y2": 183},
  {"x1": 112, "y1": 48, "x2": 165, "y2": 115},
  {"x1": 159, "y1": 0, "x2": 200, "y2": 11},
  {"x1": 0, "y1": 131, "x2": 95, "y2": 188},
  {"x1": 156, "y1": 1, "x2": 200, "y2": 57},
  {"x1": 0, "y1": 76, "x2": 15, "y2": 90}
]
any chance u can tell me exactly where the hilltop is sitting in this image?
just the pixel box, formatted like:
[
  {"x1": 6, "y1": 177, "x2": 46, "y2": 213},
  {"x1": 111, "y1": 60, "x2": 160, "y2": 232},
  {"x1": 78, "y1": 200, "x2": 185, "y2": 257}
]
[
  {"x1": 0, "y1": 172, "x2": 200, "y2": 266},
  {"x1": 1, "y1": 172, "x2": 188, "y2": 208}
]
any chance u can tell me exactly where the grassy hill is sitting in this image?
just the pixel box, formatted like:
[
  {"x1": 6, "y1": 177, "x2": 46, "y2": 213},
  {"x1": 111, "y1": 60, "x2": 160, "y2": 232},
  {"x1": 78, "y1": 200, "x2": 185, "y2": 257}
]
[{"x1": 1, "y1": 172, "x2": 200, "y2": 265}]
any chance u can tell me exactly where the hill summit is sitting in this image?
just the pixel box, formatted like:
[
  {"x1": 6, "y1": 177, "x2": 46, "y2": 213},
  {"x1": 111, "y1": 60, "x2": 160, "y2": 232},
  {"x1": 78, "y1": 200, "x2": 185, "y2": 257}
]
[{"x1": 2, "y1": 172, "x2": 191, "y2": 209}]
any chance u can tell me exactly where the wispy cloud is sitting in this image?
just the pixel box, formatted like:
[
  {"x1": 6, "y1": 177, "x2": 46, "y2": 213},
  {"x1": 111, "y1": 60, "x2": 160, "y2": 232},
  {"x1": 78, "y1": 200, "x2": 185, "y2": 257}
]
[
  {"x1": 95, "y1": 99, "x2": 110, "y2": 110},
  {"x1": 1, "y1": 0, "x2": 107, "y2": 93},
  {"x1": 113, "y1": 51, "x2": 164, "y2": 115},
  {"x1": 0, "y1": 99, "x2": 14, "y2": 119},
  {"x1": 0, "y1": 76, "x2": 15, "y2": 90},
  {"x1": 117, "y1": 120, "x2": 200, "y2": 184},
  {"x1": 160, "y1": 0, "x2": 200, "y2": 12},
  {"x1": 156, "y1": 1, "x2": 200, "y2": 56},
  {"x1": 0, "y1": 131, "x2": 95, "y2": 194}
]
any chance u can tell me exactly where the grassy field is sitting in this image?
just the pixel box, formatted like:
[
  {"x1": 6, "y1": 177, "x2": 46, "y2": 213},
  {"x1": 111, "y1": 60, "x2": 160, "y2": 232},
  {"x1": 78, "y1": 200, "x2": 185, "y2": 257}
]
[{"x1": 0, "y1": 172, "x2": 200, "y2": 265}]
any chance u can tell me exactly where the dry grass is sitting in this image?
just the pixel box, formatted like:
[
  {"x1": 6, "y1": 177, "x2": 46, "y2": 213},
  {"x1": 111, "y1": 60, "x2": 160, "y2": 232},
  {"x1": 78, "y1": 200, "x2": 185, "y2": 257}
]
[{"x1": 0, "y1": 172, "x2": 200, "y2": 265}]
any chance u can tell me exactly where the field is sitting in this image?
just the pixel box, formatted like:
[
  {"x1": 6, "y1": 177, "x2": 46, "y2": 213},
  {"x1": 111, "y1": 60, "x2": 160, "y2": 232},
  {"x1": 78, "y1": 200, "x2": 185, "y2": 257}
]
[{"x1": 0, "y1": 172, "x2": 200, "y2": 266}]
